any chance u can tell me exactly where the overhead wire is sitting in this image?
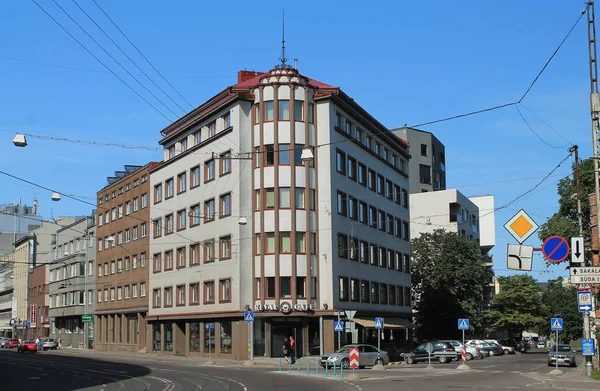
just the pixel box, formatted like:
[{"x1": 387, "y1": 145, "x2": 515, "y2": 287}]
[
  {"x1": 30, "y1": 0, "x2": 172, "y2": 122},
  {"x1": 519, "y1": 103, "x2": 574, "y2": 145},
  {"x1": 514, "y1": 105, "x2": 571, "y2": 149}
]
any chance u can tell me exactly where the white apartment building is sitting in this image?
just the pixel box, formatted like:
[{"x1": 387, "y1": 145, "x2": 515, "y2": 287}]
[{"x1": 148, "y1": 65, "x2": 413, "y2": 360}]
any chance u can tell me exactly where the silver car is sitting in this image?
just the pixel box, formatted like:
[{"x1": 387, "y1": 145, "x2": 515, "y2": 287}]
[
  {"x1": 41, "y1": 338, "x2": 57, "y2": 350},
  {"x1": 320, "y1": 344, "x2": 390, "y2": 369},
  {"x1": 548, "y1": 344, "x2": 576, "y2": 367},
  {"x1": 443, "y1": 340, "x2": 483, "y2": 360}
]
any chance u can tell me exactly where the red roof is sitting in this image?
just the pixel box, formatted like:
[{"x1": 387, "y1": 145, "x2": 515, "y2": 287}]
[{"x1": 232, "y1": 70, "x2": 337, "y2": 91}]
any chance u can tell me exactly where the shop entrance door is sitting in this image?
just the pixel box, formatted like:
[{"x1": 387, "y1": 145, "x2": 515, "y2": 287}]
[{"x1": 270, "y1": 319, "x2": 303, "y2": 358}]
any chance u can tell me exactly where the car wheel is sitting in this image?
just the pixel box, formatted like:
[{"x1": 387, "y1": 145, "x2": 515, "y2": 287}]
[
  {"x1": 548, "y1": 361, "x2": 553, "y2": 367},
  {"x1": 503, "y1": 349, "x2": 509, "y2": 355},
  {"x1": 489, "y1": 351, "x2": 495, "y2": 356},
  {"x1": 466, "y1": 353, "x2": 473, "y2": 361},
  {"x1": 438, "y1": 356, "x2": 448, "y2": 363},
  {"x1": 406, "y1": 356, "x2": 415, "y2": 364},
  {"x1": 359, "y1": 366, "x2": 365, "y2": 369},
  {"x1": 341, "y1": 358, "x2": 350, "y2": 369},
  {"x1": 571, "y1": 361, "x2": 576, "y2": 367}
]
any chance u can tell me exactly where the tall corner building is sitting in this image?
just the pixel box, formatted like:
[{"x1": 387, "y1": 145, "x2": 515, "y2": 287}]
[{"x1": 147, "y1": 65, "x2": 413, "y2": 360}]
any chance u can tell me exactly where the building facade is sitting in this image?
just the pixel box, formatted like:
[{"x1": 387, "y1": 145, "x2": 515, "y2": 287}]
[
  {"x1": 391, "y1": 127, "x2": 446, "y2": 193},
  {"x1": 0, "y1": 255, "x2": 14, "y2": 337},
  {"x1": 0, "y1": 199, "x2": 42, "y2": 254},
  {"x1": 48, "y1": 216, "x2": 96, "y2": 348},
  {"x1": 27, "y1": 264, "x2": 49, "y2": 338},
  {"x1": 147, "y1": 65, "x2": 413, "y2": 360},
  {"x1": 94, "y1": 163, "x2": 154, "y2": 352}
]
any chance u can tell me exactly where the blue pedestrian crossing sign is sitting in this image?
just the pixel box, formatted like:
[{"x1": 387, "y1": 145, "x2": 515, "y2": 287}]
[
  {"x1": 244, "y1": 311, "x2": 254, "y2": 322},
  {"x1": 458, "y1": 318, "x2": 469, "y2": 330},
  {"x1": 551, "y1": 318, "x2": 563, "y2": 331},
  {"x1": 375, "y1": 317, "x2": 384, "y2": 329},
  {"x1": 334, "y1": 321, "x2": 344, "y2": 332}
]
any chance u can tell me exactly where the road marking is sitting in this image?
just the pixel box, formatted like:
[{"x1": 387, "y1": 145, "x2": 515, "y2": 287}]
[{"x1": 26, "y1": 377, "x2": 42, "y2": 380}]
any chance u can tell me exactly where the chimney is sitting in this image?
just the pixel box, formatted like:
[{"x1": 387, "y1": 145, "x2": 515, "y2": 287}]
[{"x1": 238, "y1": 70, "x2": 259, "y2": 84}]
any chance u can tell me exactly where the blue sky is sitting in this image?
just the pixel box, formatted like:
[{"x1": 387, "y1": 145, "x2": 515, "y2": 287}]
[{"x1": 0, "y1": 1, "x2": 591, "y2": 281}]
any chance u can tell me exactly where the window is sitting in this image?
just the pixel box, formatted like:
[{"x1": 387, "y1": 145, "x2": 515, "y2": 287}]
[
  {"x1": 279, "y1": 100, "x2": 289, "y2": 120},
  {"x1": 164, "y1": 287, "x2": 173, "y2": 307},
  {"x1": 308, "y1": 103, "x2": 314, "y2": 123},
  {"x1": 266, "y1": 277, "x2": 275, "y2": 298},
  {"x1": 369, "y1": 206, "x2": 377, "y2": 228},
  {"x1": 379, "y1": 247, "x2": 387, "y2": 268},
  {"x1": 336, "y1": 150, "x2": 346, "y2": 174},
  {"x1": 387, "y1": 213, "x2": 394, "y2": 235},
  {"x1": 190, "y1": 166, "x2": 200, "y2": 188},
  {"x1": 359, "y1": 201, "x2": 367, "y2": 224},
  {"x1": 164, "y1": 250, "x2": 173, "y2": 270},
  {"x1": 118, "y1": 205, "x2": 123, "y2": 219},
  {"x1": 205, "y1": 159, "x2": 215, "y2": 182},
  {"x1": 294, "y1": 188, "x2": 305, "y2": 208},
  {"x1": 165, "y1": 214, "x2": 174, "y2": 234},
  {"x1": 265, "y1": 101, "x2": 274, "y2": 121},
  {"x1": 294, "y1": 100, "x2": 303, "y2": 121},
  {"x1": 141, "y1": 223, "x2": 147, "y2": 237},
  {"x1": 141, "y1": 253, "x2": 147, "y2": 267},
  {"x1": 125, "y1": 285, "x2": 130, "y2": 299},
  {"x1": 165, "y1": 178, "x2": 174, "y2": 198},
  {"x1": 190, "y1": 204, "x2": 200, "y2": 226},
  {"x1": 280, "y1": 232, "x2": 291, "y2": 253},
  {"x1": 357, "y1": 163, "x2": 366, "y2": 186},
  {"x1": 371, "y1": 282, "x2": 379, "y2": 304},
  {"x1": 204, "y1": 199, "x2": 215, "y2": 222},
  {"x1": 154, "y1": 184, "x2": 162, "y2": 203},
  {"x1": 294, "y1": 145, "x2": 303, "y2": 165},
  {"x1": 359, "y1": 240, "x2": 369, "y2": 264},
  {"x1": 280, "y1": 277, "x2": 291, "y2": 297},
  {"x1": 133, "y1": 197, "x2": 139, "y2": 212},
  {"x1": 347, "y1": 156, "x2": 357, "y2": 180},
  {"x1": 153, "y1": 289, "x2": 161, "y2": 307},
  {"x1": 204, "y1": 281, "x2": 215, "y2": 303},
  {"x1": 367, "y1": 169, "x2": 376, "y2": 191},
  {"x1": 265, "y1": 145, "x2": 275, "y2": 165},
  {"x1": 220, "y1": 235, "x2": 231, "y2": 259},
  {"x1": 176, "y1": 285, "x2": 185, "y2": 306},
  {"x1": 177, "y1": 172, "x2": 186, "y2": 193},
  {"x1": 296, "y1": 276, "x2": 306, "y2": 298},
  {"x1": 355, "y1": 128, "x2": 363, "y2": 143},
  {"x1": 404, "y1": 287, "x2": 411, "y2": 306},
  {"x1": 280, "y1": 188, "x2": 290, "y2": 208},
  {"x1": 421, "y1": 143, "x2": 427, "y2": 156},
  {"x1": 254, "y1": 103, "x2": 260, "y2": 124},
  {"x1": 295, "y1": 232, "x2": 305, "y2": 253},
  {"x1": 419, "y1": 164, "x2": 431, "y2": 184},
  {"x1": 141, "y1": 193, "x2": 148, "y2": 208},
  {"x1": 204, "y1": 240, "x2": 215, "y2": 262},
  {"x1": 177, "y1": 209, "x2": 186, "y2": 230},
  {"x1": 125, "y1": 229, "x2": 131, "y2": 242},
  {"x1": 133, "y1": 254, "x2": 138, "y2": 269},
  {"x1": 335, "y1": 112, "x2": 342, "y2": 127},
  {"x1": 153, "y1": 253, "x2": 161, "y2": 273},
  {"x1": 361, "y1": 280, "x2": 370, "y2": 303},
  {"x1": 338, "y1": 234, "x2": 348, "y2": 258},
  {"x1": 402, "y1": 221, "x2": 410, "y2": 240},
  {"x1": 177, "y1": 247, "x2": 186, "y2": 268},
  {"x1": 402, "y1": 188, "x2": 409, "y2": 208},
  {"x1": 351, "y1": 278, "x2": 360, "y2": 302},
  {"x1": 380, "y1": 283, "x2": 388, "y2": 304},
  {"x1": 190, "y1": 244, "x2": 200, "y2": 265},
  {"x1": 223, "y1": 112, "x2": 231, "y2": 128},
  {"x1": 265, "y1": 189, "x2": 275, "y2": 209},
  {"x1": 393, "y1": 184, "x2": 401, "y2": 204},
  {"x1": 378, "y1": 210, "x2": 385, "y2": 231},
  {"x1": 219, "y1": 279, "x2": 231, "y2": 302},
  {"x1": 189, "y1": 283, "x2": 199, "y2": 304},
  {"x1": 133, "y1": 284, "x2": 138, "y2": 298},
  {"x1": 220, "y1": 151, "x2": 231, "y2": 175},
  {"x1": 220, "y1": 193, "x2": 231, "y2": 217},
  {"x1": 349, "y1": 237, "x2": 358, "y2": 261},
  {"x1": 386, "y1": 180, "x2": 393, "y2": 200},
  {"x1": 266, "y1": 233, "x2": 275, "y2": 253},
  {"x1": 337, "y1": 191, "x2": 347, "y2": 216},
  {"x1": 220, "y1": 321, "x2": 232, "y2": 353},
  {"x1": 403, "y1": 253, "x2": 411, "y2": 273},
  {"x1": 339, "y1": 277, "x2": 349, "y2": 301},
  {"x1": 348, "y1": 197, "x2": 357, "y2": 220},
  {"x1": 208, "y1": 121, "x2": 216, "y2": 137},
  {"x1": 279, "y1": 143, "x2": 290, "y2": 165},
  {"x1": 377, "y1": 175, "x2": 384, "y2": 195},
  {"x1": 125, "y1": 257, "x2": 130, "y2": 270},
  {"x1": 141, "y1": 282, "x2": 147, "y2": 297}
]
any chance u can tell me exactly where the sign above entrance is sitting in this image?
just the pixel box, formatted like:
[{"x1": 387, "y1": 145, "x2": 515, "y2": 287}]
[{"x1": 255, "y1": 303, "x2": 315, "y2": 314}]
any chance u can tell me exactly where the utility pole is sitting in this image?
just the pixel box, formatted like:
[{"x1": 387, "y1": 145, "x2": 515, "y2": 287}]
[{"x1": 585, "y1": 1, "x2": 598, "y2": 377}]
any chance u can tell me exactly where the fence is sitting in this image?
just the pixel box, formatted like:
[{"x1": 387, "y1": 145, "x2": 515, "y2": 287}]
[{"x1": 277, "y1": 357, "x2": 349, "y2": 379}]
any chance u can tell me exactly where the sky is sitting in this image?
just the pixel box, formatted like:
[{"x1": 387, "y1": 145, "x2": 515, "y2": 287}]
[{"x1": 0, "y1": 0, "x2": 593, "y2": 282}]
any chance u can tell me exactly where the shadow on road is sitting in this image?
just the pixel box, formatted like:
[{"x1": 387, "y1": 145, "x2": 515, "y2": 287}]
[{"x1": 0, "y1": 349, "x2": 151, "y2": 390}]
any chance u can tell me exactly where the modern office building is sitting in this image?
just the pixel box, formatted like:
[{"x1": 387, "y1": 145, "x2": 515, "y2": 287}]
[
  {"x1": 391, "y1": 127, "x2": 446, "y2": 193},
  {"x1": 48, "y1": 215, "x2": 96, "y2": 348},
  {"x1": 0, "y1": 199, "x2": 42, "y2": 254},
  {"x1": 147, "y1": 63, "x2": 413, "y2": 360},
  {"x1": 94, "y1": 163, "x2": 156, "y2": 352}
]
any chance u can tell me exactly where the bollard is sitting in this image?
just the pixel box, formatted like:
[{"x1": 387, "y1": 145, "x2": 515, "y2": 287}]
[
  {"x1": 306, "y1": 360, "x2": 310, "y2": 375},
  {"x1": 288, "y1": 360, "x2": 291, "y2": 372},
  {"x1": 297, "y1": 359, "x2": 301, "y2": 374},
  {"x1": 341, "y1": 361, "x2": 344, "y2": 379},
  {"x1": 325, "y1": 362, "x2": 329, "y2": 377},
  {"x1": 316, "y1": 360, "x2": 319, "y2": 376},
  {"x1": 333, "y1": 361, "x2": 337, "y2": 378},
  {"x1": 279, "y1": 358, "x2": 282, "y2": 372}
]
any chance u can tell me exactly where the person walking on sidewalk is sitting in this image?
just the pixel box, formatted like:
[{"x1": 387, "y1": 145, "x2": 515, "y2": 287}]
[
  {"x1": 283, "y1": 337, "x2": 291, "y2": 363},
  {"x1": 57, "y1": 337, "x2": 62, "y2": 350},
  {"x1": 289, "y1": 335, "x2": 296, "y2": 364}
]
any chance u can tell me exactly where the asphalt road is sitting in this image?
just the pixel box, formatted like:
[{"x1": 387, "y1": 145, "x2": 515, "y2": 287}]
[{"x1": 1, "y1": 348, "x2": 599, "y2": 391}]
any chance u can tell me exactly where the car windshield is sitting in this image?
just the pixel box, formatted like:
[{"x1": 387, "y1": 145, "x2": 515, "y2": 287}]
[
  {"x1": 551, "y1": 345, "x2": 571, "y2": 352},
  {"x1": 334, "y1": 346, "x2": 352, "y2": 353}
]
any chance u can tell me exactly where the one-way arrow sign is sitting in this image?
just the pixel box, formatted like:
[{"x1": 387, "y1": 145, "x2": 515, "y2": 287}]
[{"x1": 571, "y1": 237, "x2": 584, "y2": 264}]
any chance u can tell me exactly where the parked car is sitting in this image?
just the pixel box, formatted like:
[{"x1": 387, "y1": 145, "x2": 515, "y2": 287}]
[
  {"x1": 467, "y1": 341, "x2": 501, "y2": 356},
  {"x1": 548, "y1": 344, "x2": 577, "y2": 367},
  {"x1": 0, "y1": 337, "x2": 8, "y2": 348},
  {"x1": 484, "y1": 339, "x2": 512, "y2": 355},
  {"x1": 405, "y1": 341, "x2": 461, "y2": 364},
  {"x1": 6, "y1": 339, "x2": 19, "y2": 348},
  {"x1": 442, "y1": 340, "x2": 483, "y2": 360},
  {"x1": 537, "y1": 341, "x2": 546, "y2": 349},
  {"x1": 40, "y1": 338, "x2": 57, "y2": 350},
  {"x1": 320, "y1": 344, "x2": 389, "y2": 369},
  {"x1": 17, "y1": 340, "x2": 39, "y2": 353}
]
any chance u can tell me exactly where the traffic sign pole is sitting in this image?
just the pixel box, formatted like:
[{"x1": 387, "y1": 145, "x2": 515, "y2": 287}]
[{"x1": 555, "y1": 329, "x2": 559, "y2": 372}]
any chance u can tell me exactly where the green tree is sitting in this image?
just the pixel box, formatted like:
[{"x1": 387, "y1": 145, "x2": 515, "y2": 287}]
[
  {"x1": 537, "y1": 158, "x2": 595, "y2": 260},
  {"x1": 411, "y1": 229, "x2": 490, "y2": 340},
  {"x1": 484, "y1": 275, "x2": 547, "y2": 336},
  {"x1": 539, "y1": 278, "x2": 581, "y2": 342}
]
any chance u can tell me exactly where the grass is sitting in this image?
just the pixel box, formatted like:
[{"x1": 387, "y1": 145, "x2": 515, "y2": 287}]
[{"x1": 592, "y1": 370, "x2": 600, "y2": 381}]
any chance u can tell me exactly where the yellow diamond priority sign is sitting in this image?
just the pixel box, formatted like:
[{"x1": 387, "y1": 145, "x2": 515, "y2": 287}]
[{"x1": 503, "y1": 209, "x2": 539, "y2": 244}]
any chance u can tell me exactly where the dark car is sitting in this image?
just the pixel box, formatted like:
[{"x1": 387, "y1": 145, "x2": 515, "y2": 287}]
[
  {"x1": 6, "y1": 339, "x2": 19, "y2": 348},
  {"x1": 548, "y1": 344, "x2": 576, "y2": 367},
  {"x1": 17, "y1": 340, "x2": 39, "y2": 353},
  {"x1": 405, "y1": 341, "x2": 461, "y2": 364}
]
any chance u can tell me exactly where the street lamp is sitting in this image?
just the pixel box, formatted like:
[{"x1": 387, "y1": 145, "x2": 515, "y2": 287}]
[
  {"x1": 12, "y1": 134, "x2": 27, "y2": 147},
  {"x1": 51, "y1": 192, "x2": 61, "y2": 202},
  {"x1": 300, "y1": 147, "x2": 314, "y2": 162}
]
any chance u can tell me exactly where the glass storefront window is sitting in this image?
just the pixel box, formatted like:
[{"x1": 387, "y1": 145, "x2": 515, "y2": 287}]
[
  {"x1": 220, "y1": 321, "x2": 232, "y2": 353},
  {"x1": 164, "y1": 323, "x2": 173, "y2": 351},
  {"x1": 253, "y1": 318, "x2": 265, "y2": 357},
  {"x1": 190, "y1": 322, "x2": 200, "y2": 352},
  {"x1": 152, "y1": 323, "x2": 161, "y2": 351}
]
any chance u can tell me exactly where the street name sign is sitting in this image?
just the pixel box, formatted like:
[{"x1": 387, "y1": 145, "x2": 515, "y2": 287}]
[
  {"x1": 569, "y1": 267, "x2": 600, "y2": 283},
  {"x1": 507, "y1": 244, "x2": 534, "y2": 271},
  {"x1": 571, "y1": 237, "x2": 584, "y2": 264},
  {"x1": 82, "y1": 314, "x2": 93, "y2": 323},
  {"x1": 350, "y1": 347, "x2": 359, "y2": 368},
  {"x1": 458, "y1": 319, "x2": 469, "y2": 330},
  {"x1": 551, "y1": 318, "x2": 563, "y2": 331},
  {"x1": 504, "y1": 209, "x2": 539, "y2": 243},
  {"x1": 542, "y1": 236, "x2": 570, "y2": 263},
  {"x1": 578, "y1": 291, "x2": 593, "y2": 312}
]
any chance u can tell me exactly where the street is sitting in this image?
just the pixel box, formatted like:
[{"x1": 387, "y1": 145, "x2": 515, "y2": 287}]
[{"x1": 0, "y1": 348, "x2": 598, "y2": 391}]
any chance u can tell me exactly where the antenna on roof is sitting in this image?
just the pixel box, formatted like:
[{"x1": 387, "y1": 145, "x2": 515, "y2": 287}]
[{"x1": 279, "y1": 9, "x2": 288, "y2": 67}]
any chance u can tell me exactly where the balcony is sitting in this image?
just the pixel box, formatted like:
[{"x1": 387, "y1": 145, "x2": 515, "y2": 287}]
[{"x1": 449, "y1": 214, "x2": 463, "y2": 223}]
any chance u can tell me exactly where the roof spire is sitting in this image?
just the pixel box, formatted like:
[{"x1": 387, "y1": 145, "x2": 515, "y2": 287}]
[{"x1": 279, "y1": 9, "x2": 287, "y2": 67}]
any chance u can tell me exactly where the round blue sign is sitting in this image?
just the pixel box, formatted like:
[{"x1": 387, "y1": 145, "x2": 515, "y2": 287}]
[{"x1": 542, "y1": 236, "x2": 570, "y2": 263}]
